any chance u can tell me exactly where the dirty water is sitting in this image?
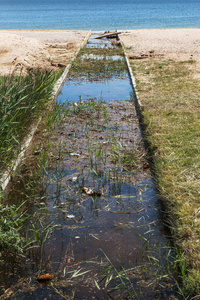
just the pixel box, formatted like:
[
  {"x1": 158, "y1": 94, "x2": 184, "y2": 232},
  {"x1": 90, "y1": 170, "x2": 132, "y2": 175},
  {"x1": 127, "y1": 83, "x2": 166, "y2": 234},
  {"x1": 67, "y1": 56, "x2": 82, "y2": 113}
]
[
  {"x1": 57, "y1": 76, "x2": 132, "y2": 103},
  {"x1": 0, "y1": 35, "x2": 180, "y2": 299}
]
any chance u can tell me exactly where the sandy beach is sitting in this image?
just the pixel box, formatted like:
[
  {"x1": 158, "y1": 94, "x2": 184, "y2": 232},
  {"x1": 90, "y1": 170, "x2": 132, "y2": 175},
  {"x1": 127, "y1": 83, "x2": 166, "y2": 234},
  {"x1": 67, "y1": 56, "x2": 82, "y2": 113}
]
[
  {"x1": 0, "y1": 30, "x2": 90, "y2": 75},
  {"x1": 120, "y1": 28, "x2": 200, "y2": 78},
  {"x1": 0, "y1": 28, "x2": 200, "y2": 75},
  {"x1": 120, "y1": 28, "x2": 200, "y2": 60}
]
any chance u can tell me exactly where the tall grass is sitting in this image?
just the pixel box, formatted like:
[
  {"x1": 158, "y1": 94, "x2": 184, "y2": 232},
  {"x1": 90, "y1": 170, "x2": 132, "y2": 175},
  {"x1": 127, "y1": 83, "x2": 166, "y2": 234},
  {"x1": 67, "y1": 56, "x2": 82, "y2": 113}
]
[{"x1": 0, "y1": 70, "x2": 57, "y2": 170}]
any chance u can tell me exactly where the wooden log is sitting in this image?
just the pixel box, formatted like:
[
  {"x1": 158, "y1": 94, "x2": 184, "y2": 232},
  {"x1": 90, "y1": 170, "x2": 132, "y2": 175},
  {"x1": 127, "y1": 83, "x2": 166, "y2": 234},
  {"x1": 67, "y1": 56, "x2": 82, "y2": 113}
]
[{"x1": 95, "y1": 31, "x2": 122, "y2": 39}]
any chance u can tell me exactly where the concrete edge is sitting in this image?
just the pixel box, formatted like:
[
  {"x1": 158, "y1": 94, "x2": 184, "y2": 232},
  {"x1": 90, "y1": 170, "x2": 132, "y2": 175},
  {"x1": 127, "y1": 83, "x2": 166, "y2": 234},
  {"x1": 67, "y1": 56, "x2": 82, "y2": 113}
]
[
  {"x1": 0, "y1": 118, "x2": 41, "y2": 191},
  {"x1": 0, "y1": 30, "x2": 91, "y2": 192},
  {"x1": 120, "y1": 39, "x2": 143, "y2": 109},
  {"x1": 52, "y1": 30, "x2": 91, "y2": 100}
]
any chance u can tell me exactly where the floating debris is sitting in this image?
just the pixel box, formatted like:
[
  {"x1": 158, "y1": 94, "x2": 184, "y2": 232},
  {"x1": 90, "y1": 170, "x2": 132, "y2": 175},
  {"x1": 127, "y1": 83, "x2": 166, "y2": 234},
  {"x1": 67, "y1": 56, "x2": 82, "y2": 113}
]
[
  {"x1": 143, "y1": 162, "x2": 150, "y2": 169},
  {"x1": 37, "y1": 273, "x2": 53, "y2": 282},
  {"x1": 82, "y1": 187, "x2": 101, "y2": 197},
  {"x1": 114, "y1": 194, "x2": 136, "y2": 199},
  {"x1": 69, "y1": 176, "x2": 78, "y2": 182},
  {"x1": 95, "y1": 31, "x2": 122, "y2": 39},
  {"x1": 34, "y1": 150, "x2": 41, "y2": 155},
  {"x1": 66, "y1": 214, "x2": 75, "y2": 219},
  {"x1": 69, "y1": 153, "x2": 80, "y2": 157}
]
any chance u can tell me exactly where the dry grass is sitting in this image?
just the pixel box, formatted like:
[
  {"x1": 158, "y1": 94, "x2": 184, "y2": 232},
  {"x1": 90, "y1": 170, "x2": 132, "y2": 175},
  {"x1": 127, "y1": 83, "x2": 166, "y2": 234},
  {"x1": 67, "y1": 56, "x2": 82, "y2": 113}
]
[{"x1": 130, "y1": 58, "x2": 200, "y2": 296}]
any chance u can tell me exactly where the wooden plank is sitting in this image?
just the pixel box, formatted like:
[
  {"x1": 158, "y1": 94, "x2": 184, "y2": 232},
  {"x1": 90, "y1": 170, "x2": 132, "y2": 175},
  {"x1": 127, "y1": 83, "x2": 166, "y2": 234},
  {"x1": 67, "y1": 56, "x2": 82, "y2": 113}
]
[{"x1": 95, "y1": 31, "x2": 122, "y2": 39}]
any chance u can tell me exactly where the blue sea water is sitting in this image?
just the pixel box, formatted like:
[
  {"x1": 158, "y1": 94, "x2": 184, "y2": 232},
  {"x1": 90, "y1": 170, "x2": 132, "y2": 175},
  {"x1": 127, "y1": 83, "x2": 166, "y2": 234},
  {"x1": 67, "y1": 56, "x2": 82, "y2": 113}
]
[{"x1": 0, "y1": 0, "x2": 199, "y2": 30}]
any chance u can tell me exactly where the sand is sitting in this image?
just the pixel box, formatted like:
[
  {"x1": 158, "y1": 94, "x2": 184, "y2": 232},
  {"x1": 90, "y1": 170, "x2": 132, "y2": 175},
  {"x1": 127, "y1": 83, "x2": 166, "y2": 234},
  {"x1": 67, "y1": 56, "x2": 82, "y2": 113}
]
[
  {"x1": 120, "y1": 28, "x2": 200, "y2": 77},
  {"x1": 120, "y1": 28, "x2": 200, "y2": 60},
  {"x1": 0, "y1": 30, "x2": 90, "y2": 75},
  {"x1": 0, "y1": 28, "x2": 199, "y2": 75}
]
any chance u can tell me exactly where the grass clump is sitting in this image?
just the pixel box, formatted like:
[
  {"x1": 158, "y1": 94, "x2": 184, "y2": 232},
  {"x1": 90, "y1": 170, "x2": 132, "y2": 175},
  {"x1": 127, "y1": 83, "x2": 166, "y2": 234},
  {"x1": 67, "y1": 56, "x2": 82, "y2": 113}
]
[
  {"x1": 78, "y1": 46, "x2": 124, "y2": 57},
  {"x1": 0, "y1": 200, "x2": 27, "y2": 253},
  {"x1": 70, "y1": 46, "x2": 126, "y2": 80},
  {"x1": 0, "y1": 70, "x2": 58, "y2": 171},
  {"x1": 131, "y1": 57, "x2": 200, "y2": 297}
]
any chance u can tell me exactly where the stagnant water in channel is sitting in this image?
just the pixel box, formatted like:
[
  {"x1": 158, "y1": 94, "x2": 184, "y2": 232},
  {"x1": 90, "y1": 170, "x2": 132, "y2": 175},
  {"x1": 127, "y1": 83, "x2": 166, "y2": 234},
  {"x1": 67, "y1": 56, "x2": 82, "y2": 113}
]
[{"x1": 1, "y1": 34, "x2": 180, "y2": 299}]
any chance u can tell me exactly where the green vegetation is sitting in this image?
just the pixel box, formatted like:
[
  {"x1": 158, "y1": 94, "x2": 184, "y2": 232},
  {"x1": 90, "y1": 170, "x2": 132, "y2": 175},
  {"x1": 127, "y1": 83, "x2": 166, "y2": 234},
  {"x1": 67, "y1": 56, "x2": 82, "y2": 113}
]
[
  {"x1": 78, "y1": 46, "x2": 124, "y2": 57},
  {"x1": 0, "y1": 69, "x2": 61, "y2": 272},
  {"x1": 0, "y1": 200, "x2": 27, "y2": 253},
  {"x1": 130, "y1": 57, "x2": 200, "y2": 297},
  {"x1": 70, "y1": 46, "x2": 126, "y2": 80},
  {"x1": 1, "y1": 43, "x2": 191, "y2": 298},
  {"x1": 0, "y1": 70, "x2": 60, "y2": 171}
]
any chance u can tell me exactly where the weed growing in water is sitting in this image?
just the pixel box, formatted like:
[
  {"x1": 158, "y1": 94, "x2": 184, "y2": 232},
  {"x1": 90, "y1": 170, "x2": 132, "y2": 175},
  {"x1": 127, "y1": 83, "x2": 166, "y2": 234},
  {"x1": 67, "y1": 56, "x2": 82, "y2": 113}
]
[
  {"x1": 0, "y1": 201, "x2": 27, "y2": 253},
  {"x1": 70, "y1": 46, "x2": 127, "y2": 81}
]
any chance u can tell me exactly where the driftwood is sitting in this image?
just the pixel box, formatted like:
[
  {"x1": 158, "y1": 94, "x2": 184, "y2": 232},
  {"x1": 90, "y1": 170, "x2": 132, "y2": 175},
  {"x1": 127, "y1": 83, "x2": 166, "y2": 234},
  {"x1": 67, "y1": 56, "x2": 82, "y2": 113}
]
[{"x1": 95, "y1": 31, "x2": 122, "y2": 39}]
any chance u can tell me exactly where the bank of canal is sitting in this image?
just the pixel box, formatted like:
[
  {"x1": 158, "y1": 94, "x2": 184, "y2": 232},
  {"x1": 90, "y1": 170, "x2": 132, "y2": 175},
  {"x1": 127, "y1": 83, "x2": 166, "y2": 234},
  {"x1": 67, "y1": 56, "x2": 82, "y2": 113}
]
[{"x1": 1, "y1": 34, "x2": 181, "y2": 299}]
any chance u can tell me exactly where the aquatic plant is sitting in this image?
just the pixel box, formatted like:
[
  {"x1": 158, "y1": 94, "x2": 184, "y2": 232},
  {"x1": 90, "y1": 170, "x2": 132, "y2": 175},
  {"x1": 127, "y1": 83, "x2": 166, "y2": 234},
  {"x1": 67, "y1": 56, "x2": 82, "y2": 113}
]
[
  {"x1": 0, "y1": 201, "x2": 27, "y2": 253},
  {"x1": 70, "y1": 46, "x2": 127, "y2": 80}
]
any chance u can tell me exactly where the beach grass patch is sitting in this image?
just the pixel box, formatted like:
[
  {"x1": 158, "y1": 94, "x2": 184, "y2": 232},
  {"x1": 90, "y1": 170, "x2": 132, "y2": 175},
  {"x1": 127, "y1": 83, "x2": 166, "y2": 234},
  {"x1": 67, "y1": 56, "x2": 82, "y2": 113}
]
[{"x1": 130, "y1": 57, "x2": 200, "y2": 297}]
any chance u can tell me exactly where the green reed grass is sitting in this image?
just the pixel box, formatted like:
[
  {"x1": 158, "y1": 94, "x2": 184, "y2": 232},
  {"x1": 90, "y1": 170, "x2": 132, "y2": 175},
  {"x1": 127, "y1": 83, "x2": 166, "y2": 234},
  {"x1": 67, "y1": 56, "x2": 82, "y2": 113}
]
[
  {"x1": 0, "y1": 200, "x2": 28, "y2": 253},
  {"x1": 0, "y1": 70, "x2": 58, "y2": 170}
]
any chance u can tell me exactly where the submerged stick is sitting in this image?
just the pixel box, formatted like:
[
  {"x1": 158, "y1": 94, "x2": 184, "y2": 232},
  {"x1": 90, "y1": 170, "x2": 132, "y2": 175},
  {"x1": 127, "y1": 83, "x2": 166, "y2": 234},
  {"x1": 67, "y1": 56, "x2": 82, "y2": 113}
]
[{"x1": 109, "y1": 208, "x2": 145, "y2": 214}]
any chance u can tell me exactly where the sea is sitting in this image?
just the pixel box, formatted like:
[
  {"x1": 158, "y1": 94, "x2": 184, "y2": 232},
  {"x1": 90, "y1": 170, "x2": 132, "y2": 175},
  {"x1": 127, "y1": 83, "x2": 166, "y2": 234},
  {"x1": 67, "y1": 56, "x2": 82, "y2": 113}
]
[{"x1": 0, "y1": 0, "x2": 200, "y2": 30}]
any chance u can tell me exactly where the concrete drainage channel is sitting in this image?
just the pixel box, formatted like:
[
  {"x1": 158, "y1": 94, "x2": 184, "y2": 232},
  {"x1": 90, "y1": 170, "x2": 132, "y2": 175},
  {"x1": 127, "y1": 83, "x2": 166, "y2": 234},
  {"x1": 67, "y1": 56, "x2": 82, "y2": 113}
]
[
  {"x1": 0, "y1": 31, "x2": 91, "y2": 192},
  {"x1": 1, "y1": 33, "x2": 179, "y2": 299}
]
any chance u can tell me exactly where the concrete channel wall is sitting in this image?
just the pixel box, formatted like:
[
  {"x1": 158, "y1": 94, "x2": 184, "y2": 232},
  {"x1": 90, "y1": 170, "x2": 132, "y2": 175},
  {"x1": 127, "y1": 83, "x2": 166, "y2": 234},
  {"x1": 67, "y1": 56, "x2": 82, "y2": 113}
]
[
  {"x1": 1, "y1": 32, "x2": 142, "y2": 192},
  {"x1": 0, "y1": 31, "x2": 91, "y2": 192},
  {"x1": 120, "y1": 39, "x2": 143, "y2": 111}
]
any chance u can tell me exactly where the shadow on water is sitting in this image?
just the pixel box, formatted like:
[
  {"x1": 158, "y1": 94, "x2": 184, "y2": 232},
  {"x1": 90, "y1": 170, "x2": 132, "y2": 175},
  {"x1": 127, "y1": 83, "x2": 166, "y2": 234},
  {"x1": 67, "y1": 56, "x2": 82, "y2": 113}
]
[{"x1": 0, "y1": 34, "x2": 181, "y2": 299}]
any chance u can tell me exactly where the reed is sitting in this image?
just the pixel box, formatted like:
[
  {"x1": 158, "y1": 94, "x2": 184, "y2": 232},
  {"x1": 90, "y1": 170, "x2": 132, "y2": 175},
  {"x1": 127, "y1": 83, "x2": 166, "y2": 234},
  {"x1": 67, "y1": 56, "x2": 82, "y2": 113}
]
[{"x1": 0, "y1": 70, "x2": 58, "y2": 171}]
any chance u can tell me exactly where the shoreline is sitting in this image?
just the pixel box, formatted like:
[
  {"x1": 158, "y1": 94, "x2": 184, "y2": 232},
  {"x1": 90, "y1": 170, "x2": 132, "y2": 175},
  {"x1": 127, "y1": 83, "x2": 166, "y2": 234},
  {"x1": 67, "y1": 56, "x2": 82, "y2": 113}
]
[{"x1": 0, "y1": 28, "x2": 199, "y2": 75}]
